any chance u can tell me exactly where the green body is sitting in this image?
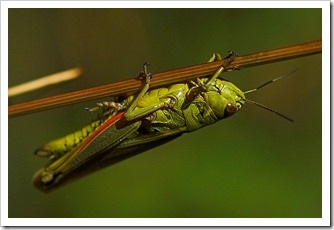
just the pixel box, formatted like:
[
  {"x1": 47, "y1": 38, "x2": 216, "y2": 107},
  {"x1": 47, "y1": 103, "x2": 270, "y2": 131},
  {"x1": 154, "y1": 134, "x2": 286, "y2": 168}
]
[{"x1": 34, "y1": 54, "x2": 246, "y2": 192}]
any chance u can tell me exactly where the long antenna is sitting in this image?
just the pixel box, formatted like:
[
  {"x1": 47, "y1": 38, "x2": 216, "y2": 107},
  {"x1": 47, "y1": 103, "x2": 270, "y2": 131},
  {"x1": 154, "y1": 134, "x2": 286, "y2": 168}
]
[
  {"x1": 242, "y1": 68, "x2": 298, "y2": 122},
  {"x1": 243, "y1": 98, "x2": 294, "y2": 122},
  {"x1": 244, "y1": 68, "x2": 299, "y2": 94}
]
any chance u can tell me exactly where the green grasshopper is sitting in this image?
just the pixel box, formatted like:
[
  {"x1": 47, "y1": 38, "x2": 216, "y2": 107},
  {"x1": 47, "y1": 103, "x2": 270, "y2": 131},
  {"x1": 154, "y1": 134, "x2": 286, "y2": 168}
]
[{"x1": 33, "y1": 53, "x2": 295, "y2": 192}]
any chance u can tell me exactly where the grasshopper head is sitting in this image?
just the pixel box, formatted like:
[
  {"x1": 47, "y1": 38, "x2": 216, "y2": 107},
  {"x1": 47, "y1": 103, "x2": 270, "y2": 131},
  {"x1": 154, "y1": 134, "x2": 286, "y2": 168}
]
[{"x1": 203, "y1": 79, "x2": 245, "y2": 119}]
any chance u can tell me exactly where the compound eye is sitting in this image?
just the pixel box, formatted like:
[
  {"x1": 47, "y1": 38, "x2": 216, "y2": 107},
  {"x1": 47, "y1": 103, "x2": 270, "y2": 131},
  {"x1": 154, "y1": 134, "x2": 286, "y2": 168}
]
[{"x1": 225, "y1": 103, "x2": 238, "y2": 116}]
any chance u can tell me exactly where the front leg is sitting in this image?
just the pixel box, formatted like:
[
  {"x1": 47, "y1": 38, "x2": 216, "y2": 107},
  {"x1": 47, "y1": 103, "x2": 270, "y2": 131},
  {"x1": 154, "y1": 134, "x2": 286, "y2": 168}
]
[
  {"x1": 186, "y1": 51, "x2": 237, "y2": 102},
  {"x1": 204, "y1": 51, "x2": 237, "y2": 87}
]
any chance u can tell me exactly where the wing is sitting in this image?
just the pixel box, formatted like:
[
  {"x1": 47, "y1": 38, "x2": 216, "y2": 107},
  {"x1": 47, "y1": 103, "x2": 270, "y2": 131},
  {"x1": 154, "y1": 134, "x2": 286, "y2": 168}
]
[{"x1": 33, "y1": 126, "x2": 186, "y2": 193}]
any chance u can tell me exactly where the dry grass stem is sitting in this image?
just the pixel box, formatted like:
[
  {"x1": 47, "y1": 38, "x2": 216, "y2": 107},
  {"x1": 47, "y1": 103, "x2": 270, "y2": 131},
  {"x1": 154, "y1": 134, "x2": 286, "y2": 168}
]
[
  {"x1": 8, "y1": 68, "x2": 82, "y2": 98},
  {"x1": 8, "y1": 40, "x2": 321, "y2": 118}
]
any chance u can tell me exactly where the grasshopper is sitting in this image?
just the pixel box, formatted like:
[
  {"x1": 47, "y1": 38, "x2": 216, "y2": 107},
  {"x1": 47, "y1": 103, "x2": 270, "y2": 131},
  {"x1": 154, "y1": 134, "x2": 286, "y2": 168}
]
[{"x1": 33, "y1": 53, "x2": 294, "y2": 192}]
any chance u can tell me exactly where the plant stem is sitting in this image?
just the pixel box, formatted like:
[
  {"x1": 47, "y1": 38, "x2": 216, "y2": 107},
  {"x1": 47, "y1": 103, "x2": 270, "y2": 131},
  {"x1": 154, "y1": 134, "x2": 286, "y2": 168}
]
[{"x1": 8, "y1": 40, "x2": 321, "y2": 118}]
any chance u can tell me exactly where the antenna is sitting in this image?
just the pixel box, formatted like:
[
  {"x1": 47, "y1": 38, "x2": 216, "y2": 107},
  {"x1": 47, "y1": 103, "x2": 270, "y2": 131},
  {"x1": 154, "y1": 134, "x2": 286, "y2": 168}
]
[
  {"x1": 244, "y1": 68, "x2": 299, "y2": 94},
  {"x1": 243, "y1": 98, "x2": 294, "y2": 122},
  {"x1": 242, "y1": 69, "x2": 298, "y2": 122}
]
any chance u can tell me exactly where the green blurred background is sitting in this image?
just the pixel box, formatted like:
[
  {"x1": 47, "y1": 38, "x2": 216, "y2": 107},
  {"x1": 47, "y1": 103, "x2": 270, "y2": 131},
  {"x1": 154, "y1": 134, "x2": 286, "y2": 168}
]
[{"x1": 8, "y1": 8, "x2": 322, "y2": 218}]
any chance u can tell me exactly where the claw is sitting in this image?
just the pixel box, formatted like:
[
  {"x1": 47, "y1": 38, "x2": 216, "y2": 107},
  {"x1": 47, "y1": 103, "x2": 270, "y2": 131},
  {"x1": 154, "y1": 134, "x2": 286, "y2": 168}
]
[
  {"x1": 138, "y1": 62, "x2": 153, "y2": 84},
  {"x1": 223, "y1": 51, "x2": 238, "y2": 68},
  {"x1": 225, "y1": 51, "x2": 238, "y2": 59}
]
